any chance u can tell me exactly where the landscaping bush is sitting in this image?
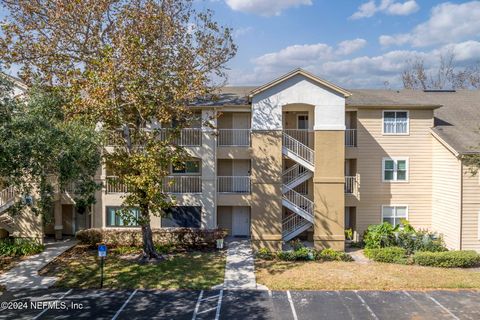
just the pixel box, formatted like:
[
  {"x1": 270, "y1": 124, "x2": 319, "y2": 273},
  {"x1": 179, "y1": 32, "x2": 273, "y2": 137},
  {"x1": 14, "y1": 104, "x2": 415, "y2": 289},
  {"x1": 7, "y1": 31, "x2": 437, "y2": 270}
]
[
  {"x1": 76, "y1": 228, "x2": 228, "y2": 249},
  {"x1": 256, "y1": 247, "x2": 275, "y2": 260},
  {"x1": 413, "y1": 251, "x2": 480, "y2": 268},
  {"x1": 363, "y1": 223, "x2": 397, "y2": 249},
  {"x1": 315, "y1": 248, "x2": 353, "y2": 262},
  {"x1": 276, "y1": 250, "x2": 297, "y2": 261},
  {"x1": 363, "y1": 221, "x2": 447, "y2": 254},
  {"x1": 364, "y1": 247, "x2": 408, "y2": 264},
  {"x1": 0, "y1": 238, "x2": 45, "y2": 256}
]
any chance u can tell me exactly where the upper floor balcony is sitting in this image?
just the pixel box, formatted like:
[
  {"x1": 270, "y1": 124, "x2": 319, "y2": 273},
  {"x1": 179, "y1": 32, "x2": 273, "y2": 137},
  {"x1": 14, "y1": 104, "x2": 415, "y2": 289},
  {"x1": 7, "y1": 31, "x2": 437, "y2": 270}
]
[
  {"x1": 217, "y1": 176, "x2": 251, "y2": 194},
  {"x1": 217, "y1": 129, "x2": 251, "y2": 147},
  {"x1": 105, "y1": 175, "x2": 202, "y2": 194},
  {"x1": 106, "y1": 128, "x2": 203, "y2": 148}
]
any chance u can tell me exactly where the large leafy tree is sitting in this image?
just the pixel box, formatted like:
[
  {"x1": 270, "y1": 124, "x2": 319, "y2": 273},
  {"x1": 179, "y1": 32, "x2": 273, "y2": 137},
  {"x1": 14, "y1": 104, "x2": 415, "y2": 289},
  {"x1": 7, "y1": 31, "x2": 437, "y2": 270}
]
[
  {"x1": 0, "y1": 0, "x2": 236, "y2": 259},
  {"x1": 0, "y1": 76, "x2": 101, "y2": 224}
]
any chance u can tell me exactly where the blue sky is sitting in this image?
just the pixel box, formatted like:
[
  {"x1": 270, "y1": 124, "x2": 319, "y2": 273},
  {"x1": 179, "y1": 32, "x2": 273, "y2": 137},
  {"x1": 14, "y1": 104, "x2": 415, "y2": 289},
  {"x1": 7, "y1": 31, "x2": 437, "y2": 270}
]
[{"x1": 193, "y1": 0, "x2": 480, "y2": 88}]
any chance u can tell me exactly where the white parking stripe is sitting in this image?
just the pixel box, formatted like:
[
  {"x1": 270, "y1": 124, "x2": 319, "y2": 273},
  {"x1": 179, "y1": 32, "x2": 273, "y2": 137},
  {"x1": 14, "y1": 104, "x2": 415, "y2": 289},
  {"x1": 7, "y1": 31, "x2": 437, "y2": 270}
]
[
  {"x1": 111, "y1": 289, "x2": 138, "y2": 320},
  {"x1": 286, "y1": 291, "x2": 298, "y2": 320},
  {"x1": 32, "y1": 289, "x2": 73, "y2": 320},
  {"x1": 192, "y1": 290, "x2": 204, "y2": 320},
  {"x1": 425, "y1": 293, "x2": 460, "y2": 320},
  {"x1": 354, "y1": 291, "x2": 379, "y2": 320},
  {"x1": 214, "y1": 289, "x2": 223, "y2": 320}
]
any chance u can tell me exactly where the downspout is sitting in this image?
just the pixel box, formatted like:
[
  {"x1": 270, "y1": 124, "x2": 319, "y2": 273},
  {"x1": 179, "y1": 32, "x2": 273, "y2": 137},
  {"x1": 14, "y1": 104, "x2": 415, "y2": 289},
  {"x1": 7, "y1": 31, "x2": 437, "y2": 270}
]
[{"x1": 459, "y1": 159, "x2": 464, "y2": 250}]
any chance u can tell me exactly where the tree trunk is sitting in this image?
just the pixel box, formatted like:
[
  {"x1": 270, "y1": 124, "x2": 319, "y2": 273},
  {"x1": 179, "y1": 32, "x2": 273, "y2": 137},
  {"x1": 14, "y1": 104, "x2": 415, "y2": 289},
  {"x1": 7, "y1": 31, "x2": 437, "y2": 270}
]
[{"x1": 140, "y1": 206, "x2": 162, "y2": 260}]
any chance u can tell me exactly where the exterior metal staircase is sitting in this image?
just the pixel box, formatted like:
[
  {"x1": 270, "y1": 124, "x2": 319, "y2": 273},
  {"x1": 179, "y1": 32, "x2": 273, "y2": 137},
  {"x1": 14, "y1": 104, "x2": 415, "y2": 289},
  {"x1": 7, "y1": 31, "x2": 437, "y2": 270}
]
[
  {"x1": 281, "y1": 132, "x2": 315, "y2": 241},
  {"x1": 0, "y1": 186, "x2": 16, "y2": 232}
]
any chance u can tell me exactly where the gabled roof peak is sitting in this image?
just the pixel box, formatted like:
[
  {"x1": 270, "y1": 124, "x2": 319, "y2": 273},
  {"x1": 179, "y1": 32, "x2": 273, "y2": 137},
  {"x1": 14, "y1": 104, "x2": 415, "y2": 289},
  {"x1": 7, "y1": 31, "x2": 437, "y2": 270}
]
[{"x1": 248, "y1": 68, "x2": 351, "y2": 98}]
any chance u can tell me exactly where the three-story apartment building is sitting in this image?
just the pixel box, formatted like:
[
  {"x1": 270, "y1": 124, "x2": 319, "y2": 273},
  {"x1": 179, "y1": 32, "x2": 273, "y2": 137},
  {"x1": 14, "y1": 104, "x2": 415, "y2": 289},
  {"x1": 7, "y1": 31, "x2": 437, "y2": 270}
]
[{"x1": 1, "y1": 69, "x2": 479, "y2": 251}]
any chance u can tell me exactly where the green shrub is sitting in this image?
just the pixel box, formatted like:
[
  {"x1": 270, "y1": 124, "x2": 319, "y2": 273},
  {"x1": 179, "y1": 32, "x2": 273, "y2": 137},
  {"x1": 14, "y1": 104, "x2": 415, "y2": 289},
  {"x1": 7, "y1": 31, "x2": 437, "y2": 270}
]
[
  {"x1": 288, "y1": 239, "x2": 304, "y2": 251},
  {"x1": 256, "y1": 247, "x2": 275, "y2": 260},
  {"x1": 75, "y1": 228, "x2": 228, "y2": 249},
  {"x1": 276, "y1": 250, "x2": 297, "y2": 261},
  {"x1": 0, "y1": 238, "x2": 45, "y2": 257},
  {"x1": 345, "y1": 228, "x2": 353, "y2": 241},
  {"x1": 315, "y1": 248, "x2": 353, "y2": 262},
  {"x1": 363, "y1": 223, "x2": 397, "y2": 249},
  {"x1": 413, "y1": 251, "x2": 480, "y2": 268},
  {"x1": 364, "y1": 247, "x2": 408, "y2": 264},
  {"x1": 294, "y1": 247, "x2": 314, "y2": 261}
]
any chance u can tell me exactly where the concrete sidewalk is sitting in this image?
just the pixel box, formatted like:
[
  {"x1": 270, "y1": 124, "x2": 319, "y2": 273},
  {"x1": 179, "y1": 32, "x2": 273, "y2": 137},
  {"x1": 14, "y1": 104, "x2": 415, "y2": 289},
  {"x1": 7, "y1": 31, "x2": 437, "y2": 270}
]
[
  {"x1": 0, "y1": 238, "x2": 76, "y2": 290},
  {"x1": 215, "y1": 238, "x2": 267, "y2": 290}
]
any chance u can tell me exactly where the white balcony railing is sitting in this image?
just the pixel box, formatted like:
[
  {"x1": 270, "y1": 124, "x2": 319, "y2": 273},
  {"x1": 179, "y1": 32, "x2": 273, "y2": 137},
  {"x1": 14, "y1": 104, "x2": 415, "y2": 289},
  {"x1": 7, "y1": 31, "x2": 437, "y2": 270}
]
[
  {"x1": 105, "y1": 176, "x2": 130, "y2": 194},
  {"x1": 218, "y1": 129, "x2": 251, "y2": 146},
  {"x1": 345, "y1": 176, "x2": 358, "y2": 195},
  {"x1": 217, "y1": 176, "x2": 251, "y2": 194},
  {"x1": 158, "y1": 128, "x2": 202, "y2": 146},
  {"x1": 283, "y1": 129, "x2": 312, "y2": 146},
  {"x1": 162, "y1": 176, "x2": 202, "y2": 194},
  {"x1": 106, "y1": 128, "x2": 202, "y2": 147},
  {"x1": 0, "y1": 186, "x2": 15, "y2": 209},
  {"x1": 345, "y1": 129, "x2": 357, "y2": 147}
]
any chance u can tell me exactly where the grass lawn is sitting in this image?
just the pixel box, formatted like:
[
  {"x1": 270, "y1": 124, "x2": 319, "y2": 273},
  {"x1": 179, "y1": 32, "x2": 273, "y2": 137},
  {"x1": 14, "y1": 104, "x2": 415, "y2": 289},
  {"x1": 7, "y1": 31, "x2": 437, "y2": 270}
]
[
  {"x1": 256, "y1": 260, "x2": 480, "y2": 290},
  {"x1": 39, "y1": 245, "x2": 226, "y2": 290}
]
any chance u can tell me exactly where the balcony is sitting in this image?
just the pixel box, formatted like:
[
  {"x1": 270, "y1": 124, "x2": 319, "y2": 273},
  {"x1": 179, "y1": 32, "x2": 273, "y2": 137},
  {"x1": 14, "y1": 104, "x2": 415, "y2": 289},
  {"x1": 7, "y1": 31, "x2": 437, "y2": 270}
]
[
  {"x1": 106, "y1": 128, "x2": 202, "y2": 147},
  {"x1": 218, "y1": 129, "x2": 251, "y2": 146},
  {"x1": 158, "y1": 128, "x2": 202, "y2": 147},
  {"x1": 105, "y1": 175, "x2": 202, "y2": 194},
  {"x1": 283, "y1": 129, "x2": 313, "y2": 147},
  {"x1": 162, "y1": 176, "x2": 202, "y2": 194},
  {"x1": 345, "y1": 129, "x2": 357, "y2": 147},
  {"x1": 217, "y1": 176, "x2": 251, "y2": 194},
  {"x1": 345, "y1": 175, "x2": 359, "y2": 195}
]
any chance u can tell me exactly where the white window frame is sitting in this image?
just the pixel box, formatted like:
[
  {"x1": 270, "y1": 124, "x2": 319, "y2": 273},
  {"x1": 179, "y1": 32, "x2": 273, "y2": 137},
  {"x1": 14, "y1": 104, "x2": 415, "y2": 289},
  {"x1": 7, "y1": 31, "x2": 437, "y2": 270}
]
[
  {"x1": 297, "y1": 114, "x2": 309, "y2": 130},
  {"x1": 382, "y1": 157, "x2": 409, "y2": 182},
  {"x1": 382, "y1": 110, "x2": 409, "y2": 135},
  {"x1": 477, "y1": 211, "x2": 480, "y2": 240},
  {"x1": 171, "y1": 160, "x2": 202, "y2": 176},
  {"x1": 381, "y1": 205, "x2": 409, "y2": 226}
]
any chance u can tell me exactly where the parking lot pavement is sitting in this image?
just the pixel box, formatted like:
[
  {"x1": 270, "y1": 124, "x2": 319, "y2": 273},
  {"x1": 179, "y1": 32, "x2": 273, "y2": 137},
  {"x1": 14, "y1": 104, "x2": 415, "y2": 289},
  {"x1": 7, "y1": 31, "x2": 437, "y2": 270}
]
[{"x1": 1, "y1": 288, "x2": 480, "y2": 320}]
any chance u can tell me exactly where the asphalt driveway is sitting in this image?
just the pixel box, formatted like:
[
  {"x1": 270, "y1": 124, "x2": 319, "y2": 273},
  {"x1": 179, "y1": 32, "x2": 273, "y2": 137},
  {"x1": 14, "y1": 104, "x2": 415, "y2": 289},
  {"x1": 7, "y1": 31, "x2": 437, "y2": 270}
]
[{"x1": 1, "y1": 288, "x2": 479, "y2": 319}]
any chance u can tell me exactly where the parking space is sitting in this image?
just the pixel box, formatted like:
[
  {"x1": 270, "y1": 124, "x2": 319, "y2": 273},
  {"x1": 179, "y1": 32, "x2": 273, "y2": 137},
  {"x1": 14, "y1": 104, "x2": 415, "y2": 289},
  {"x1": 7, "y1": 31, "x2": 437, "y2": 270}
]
[{"x1": 1, "y1": 288, "x2": 480, "y2": 319}]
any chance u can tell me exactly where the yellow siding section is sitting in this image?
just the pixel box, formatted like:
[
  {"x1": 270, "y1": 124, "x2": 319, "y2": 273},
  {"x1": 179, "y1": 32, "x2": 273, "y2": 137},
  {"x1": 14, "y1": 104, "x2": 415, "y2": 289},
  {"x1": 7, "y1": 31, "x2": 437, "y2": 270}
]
[
  {"x1": 355, "y1": 109, "x2": 434, "y2": 232},
  {"x1": 462, "y1": 165, "x2": 480, "y2": 251},
  {"x1": 432, "y1": 137, "x2": 461, "y2": 249}
]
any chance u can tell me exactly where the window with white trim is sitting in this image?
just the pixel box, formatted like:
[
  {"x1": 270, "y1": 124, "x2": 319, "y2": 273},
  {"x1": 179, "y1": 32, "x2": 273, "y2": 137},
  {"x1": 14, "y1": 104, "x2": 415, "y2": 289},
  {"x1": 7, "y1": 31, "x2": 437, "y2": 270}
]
[
  {"x1": 382, "y1": 206, "x2": 408, "y2": 226},
  {"x1": 383, "y1": 111, "x2": 409, "y2": 134},
  {"x1": 172, "y1": 160, "x2": 201, "y2": 175},
  {"x1": 383, "y1": 158, "x2": 408, "y2": 181},
  {"x1": 106, "y1": 207, "x2": 139, "y2": 227}
]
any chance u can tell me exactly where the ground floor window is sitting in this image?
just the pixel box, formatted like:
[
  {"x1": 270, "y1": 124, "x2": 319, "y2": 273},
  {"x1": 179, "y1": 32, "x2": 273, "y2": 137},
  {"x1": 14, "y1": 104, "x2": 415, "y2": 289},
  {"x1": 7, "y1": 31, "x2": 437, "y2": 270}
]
[
  {"x1": 162, "y1": 206, "x2": 201, "y2": 228},
  {"x1": 382, "y1": 205, "x2": 408, "y2": 226},
  {"x1": 106, "y1": 206, "x2": 140, "y2": 227}
]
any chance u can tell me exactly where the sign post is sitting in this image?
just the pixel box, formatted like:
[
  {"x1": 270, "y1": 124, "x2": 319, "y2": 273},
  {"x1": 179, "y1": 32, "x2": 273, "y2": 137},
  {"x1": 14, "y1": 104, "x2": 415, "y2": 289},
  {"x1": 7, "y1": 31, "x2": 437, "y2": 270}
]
[{"x1": 98, "y1": 244, "x2": 107, "y2": 288}]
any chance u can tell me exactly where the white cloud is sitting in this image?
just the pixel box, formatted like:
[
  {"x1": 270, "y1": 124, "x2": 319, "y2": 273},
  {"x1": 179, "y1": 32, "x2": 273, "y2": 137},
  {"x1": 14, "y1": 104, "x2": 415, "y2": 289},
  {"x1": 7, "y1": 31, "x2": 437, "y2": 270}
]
[
  {"x1": 225, "y1": 0, "x2": 312, "y2": 16},
  {"x1": 380, "y1": 1, "x2": 480, "y2": 47},
  {"x1": 336, "y1": 39, "x2": 367, "y2": 55},
  {"x1": 228, "y1": 40, "x2": 480, "y2": 88},
  {"x1": 350, "y1": 0, "x2": 419, "y2": 19},
  {"x1": 233, "y1": 26, "x2": 254, "y2": 38}
]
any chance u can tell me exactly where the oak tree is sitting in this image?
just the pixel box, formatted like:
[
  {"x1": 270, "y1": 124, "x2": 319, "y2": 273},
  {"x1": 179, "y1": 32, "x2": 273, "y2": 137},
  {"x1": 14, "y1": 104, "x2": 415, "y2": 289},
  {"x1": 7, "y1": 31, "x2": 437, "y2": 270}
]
[{"x1": 0, "y1": 0, "x2": 236, "y2": 259}]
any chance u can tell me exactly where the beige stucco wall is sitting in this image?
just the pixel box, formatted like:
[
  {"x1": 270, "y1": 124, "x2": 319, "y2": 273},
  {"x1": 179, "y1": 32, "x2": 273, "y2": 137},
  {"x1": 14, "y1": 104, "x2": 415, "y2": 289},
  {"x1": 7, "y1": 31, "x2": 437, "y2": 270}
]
[
  {"x1": 250, "y1": 131, "x2": 283, "y2": 250},
  {"x1": 354, "y1": 108, "x2": 434, "y2": 233},
  {"x1": 313, "y1": 130, "x2": 345, "y2": 250},
  {"x1": 461, "y1": 164, "x2": 480, "y2": 251}
]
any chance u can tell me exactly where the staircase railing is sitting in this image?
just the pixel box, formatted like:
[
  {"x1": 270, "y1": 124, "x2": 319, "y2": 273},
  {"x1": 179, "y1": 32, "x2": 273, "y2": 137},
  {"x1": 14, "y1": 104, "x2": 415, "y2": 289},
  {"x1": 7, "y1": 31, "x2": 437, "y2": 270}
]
[
  {"x1": 0, "y1": 186, "x2": 15, "y2": 209},
  {"x1": 282, "y1": 132, "x2": 314, "y2": 165},
  {"x1": 282, "y1": 164, "x2": 310, "y2": 186},
  {"x1": 282, "y1": 214, "x2": 310, "y2": 237},
  {"x1": 282, "y1": 187, "x2": 314, "y2": 220}
]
